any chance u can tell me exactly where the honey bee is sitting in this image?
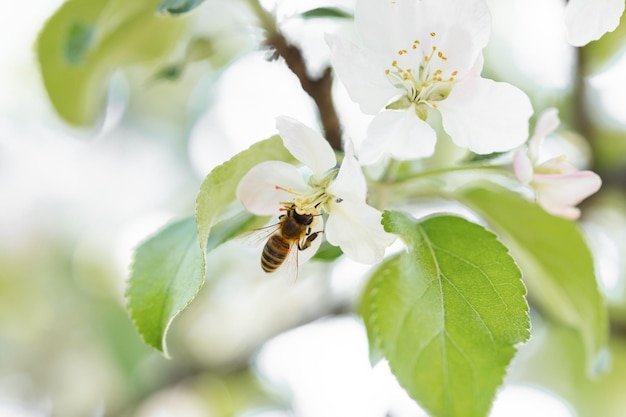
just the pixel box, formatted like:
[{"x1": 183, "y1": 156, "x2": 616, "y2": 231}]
[{"x1": 247, "y1": 203, "x2": 323, "y2": 278}]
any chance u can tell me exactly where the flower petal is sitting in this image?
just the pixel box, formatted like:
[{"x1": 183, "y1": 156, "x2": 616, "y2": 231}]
[
  {"x1": 359, "y1": 108, "x2": 437, "y2": 163},
  {"x1": 565, "y1": 0, "x2": 625, "y2": 46},
  {"x1": 533, "y1": 171, "x2": 602, "y2": 219},
  {"x1": 326, "y1": 34, "x2": 398, "y2": 115},
  {"x1": 416, "y1": 0, "x2": 491, "y2": 75},
  {"x1": 418, "y1": 0, "x2": 492, "y2": 50},
  {"x1": 355, "y1": 0, "x2": 491, "y2": 74},
  {"x1": 325, "y1": 199, "x2": 395, "y2": 264},
  {"x1": 438, "y1": 77, "x2": 533, "y2": 154},
  {"x1": 276, "y1": 116, "x2": 337, "y2": 179},
  {"x1": 236, "y1": 161, "x2": 308, "y2": 215},
  {"x1": 528, "y1": 107, "x2": 560, "y2": 161},
  {"x1": 513, "y1": 149, "x2": 534, "y2": 185},
  {"x1": 355, "y1": 0, "x2": 416, "y2": 59},
  {"x1": 327, "y1": 139, "x2": 367, "y2": 202}
]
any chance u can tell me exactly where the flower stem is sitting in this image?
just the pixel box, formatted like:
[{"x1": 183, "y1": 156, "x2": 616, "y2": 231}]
[
  {"x1": 246, "y1": 0, "x2": 343, "y2": 152},
  {"x1": 368, "y1": 163, "x2": 512, "y2": 207}
]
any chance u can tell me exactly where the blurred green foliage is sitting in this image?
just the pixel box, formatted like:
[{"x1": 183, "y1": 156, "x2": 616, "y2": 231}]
[{"x1": 14, "y1": 0, "x2": 626, "y2": 415}]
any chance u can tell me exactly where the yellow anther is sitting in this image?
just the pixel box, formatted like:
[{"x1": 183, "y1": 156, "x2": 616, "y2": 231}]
[
  {"x1": 430, "y1": 32, "x2": 436, "y2": 37},
  {"x1": 452, "y1": 70, "x2": 458, "y2": 76},
  {"x1": 392, "y1": 60, "x2": 398, "y2": 66},
  {"x1": 385, "y1": 69, "x2": 390, "y2": 74},
  {"x1": 412, "y1": 44, "x2": 417, "y2": 49}
]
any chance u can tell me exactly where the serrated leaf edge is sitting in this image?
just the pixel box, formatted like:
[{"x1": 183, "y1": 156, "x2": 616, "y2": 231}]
[{"x1": 125, "y1": 217, "x2": 205, "y2": 357}]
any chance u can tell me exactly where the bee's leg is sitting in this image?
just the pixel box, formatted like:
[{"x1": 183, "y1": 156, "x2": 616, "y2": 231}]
[{"x1": 298, "y1": 231, "x2": 322, "y2": 250}]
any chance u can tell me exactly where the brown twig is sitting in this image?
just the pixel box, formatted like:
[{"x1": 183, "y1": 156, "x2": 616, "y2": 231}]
[
  {"x1": 247, "y1": 0, "x2": 343, "y2": 152},
  {"x1": 266, "y1": 33, "x2": 343, "y2": 151}
]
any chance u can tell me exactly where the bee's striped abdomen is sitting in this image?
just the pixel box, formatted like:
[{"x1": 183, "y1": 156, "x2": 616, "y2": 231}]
[{"x1": 261, "y1": 235, "x2": 291, "y2": 272}]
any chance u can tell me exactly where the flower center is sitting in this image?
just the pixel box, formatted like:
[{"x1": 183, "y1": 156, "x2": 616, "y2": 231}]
[
  {"x1": 384, "y1": 32, "x2": 458, "y2": 119},
  {"x1": 275, "y1": 169, "x2": 339, "y2": 216}
]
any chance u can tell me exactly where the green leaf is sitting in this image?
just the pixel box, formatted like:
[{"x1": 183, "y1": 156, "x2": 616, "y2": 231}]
[
  {"x1": 196, "y1": 136, "x2": 295, "y2": 253},
  {"x1": 311, "y1": 242, "x2": 343, "y2": 262},
  {"x1": 358, "y1": 263, "x2": 385, "y2": 367},
  {"x1": 64, "y1": 22, "x2": 95, "y2": 65},
  {"x1": 151, "y1": 38, "x2": 214, "y2": 82},
  {"x1": 152, "y1": 63, "x2": 185, "y2": 81},
  {"x1": 512, "y1": 319, "x2": 625, "y2": 417},
  {"x1": 300, "y1": 7, "x2": 352, "y2": 20},
  {"x1": 37, "y1": 0, "x2": 186, "y2": 126},
  {"x1": 362, "y1": 212, "x2": 529, "y2": 417},
  {"x1": 157, "y1": 0, "x2": 205, "y2": 15},
  {"x1": 126, "y1": 211, "x2": 264, "y2": 355},
  {"x1": 126, "y1": 216, "x2": 204, "y2": 356},
  {"x1": 459, "y1": 185, "x2": 608, "y2": 375}
]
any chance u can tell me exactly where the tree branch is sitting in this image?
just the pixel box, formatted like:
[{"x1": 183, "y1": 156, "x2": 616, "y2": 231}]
[
  {"x1": 265, "y1": 33, "x2": 343, "y2": 151},
  {"x1": 247, "y1": 0, "x2": 343, "y2": 152}
]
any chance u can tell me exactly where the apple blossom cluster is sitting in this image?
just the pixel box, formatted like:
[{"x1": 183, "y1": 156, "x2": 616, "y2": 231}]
[
  {"x1": 513, "y1": 109, "x2": 602, "y2": 220},
  {"x1": 326, "y1": 0, "x2": 533, "y2": 162},
  {"x1": 236, "y1": 116, "x2": 396, "y2": 264},
  {"x1": 237, "y1": 0, "x2": 605, "y2": 268}
]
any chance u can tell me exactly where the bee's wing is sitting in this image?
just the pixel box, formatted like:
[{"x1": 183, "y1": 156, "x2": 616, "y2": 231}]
[
  {"x1": 278, "y1": 224, "x2": 324, "y2": 281},
  {"x1": 237, "y1": 222, "x2": 281, "y2": 248},
  {"x1": 280, "y1": 240, "x2": 300, "y2": 282}
]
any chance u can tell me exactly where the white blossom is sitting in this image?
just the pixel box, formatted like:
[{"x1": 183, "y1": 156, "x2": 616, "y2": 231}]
[
  {"x1": 513, "y1": 108, "x2": 602, "y2": 219},
  {"x1": 565, "y1": 0, "x2": 625, "y2": 46},
  {"x1": 236, "y1": 116, "x2": 395, "y2": 264},
  {"x1": 327, "y1": 0, "x2": 533, "y2": 163}
]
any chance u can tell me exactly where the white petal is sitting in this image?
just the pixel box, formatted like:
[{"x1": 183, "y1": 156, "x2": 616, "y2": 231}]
[
  {"x1": 360, "y1": 109, "x2": 437, "y2": 163},
  {"x1": 528, "y1": 108, "x2": 560, "y2": 161},
  {"x1": 513, "y1": 149, "x2": 534, "y2": 185},
  {"x1": 276, "y1": 116, "x2": 337, "y2": 179},
  {"x1": 236, "y1": 161, "x2": 308, "y2": 215},
  {"x1": 325, "y1": 199, "x2": 395, "y2": 264},
  {"x1": 418, "y1": 0, "x2": 492, "y2": 50},
  {"x1": 327, "y1": 139, "x2": 367, "y2": 202},
  {"x1": 326, "y1": 34, "x2": 398, "y2": 115},
  {"x1": 537, "y1": 156, "x2": 579, "y2": 175},
  {"x1": 438, "y1": 77, "x2": 533, "y2": 154},
  {"x1": 565, "y1": 0, "x2": 625, "y2": 46},
  {"x1": 355, "y1": 0, "x2": 415, "y2": 59},
  {"x1": 354, "y1": 0, "x2": 490, "y2": 78},
  {"x1": 533, "y1": 170, "x2": 602, "y2": 219},
  {"x1": 416, "y1": 0, "x2": 491, "y2": 76}
]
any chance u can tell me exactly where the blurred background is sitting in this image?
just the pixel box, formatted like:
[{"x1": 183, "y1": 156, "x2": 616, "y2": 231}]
[{"x1": 1, "y1": 0, "x2": 626, "y2": 416}]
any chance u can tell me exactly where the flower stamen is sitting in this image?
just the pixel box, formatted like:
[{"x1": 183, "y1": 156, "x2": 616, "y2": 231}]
[{"x1": 384, "y1": 37, "x2": 456, "y2": 115}]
